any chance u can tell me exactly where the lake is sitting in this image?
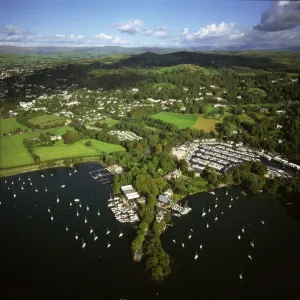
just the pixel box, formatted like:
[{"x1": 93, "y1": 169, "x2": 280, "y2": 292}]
[{"x1": 1, "y1": 162, "x2": 300, "y2": 299}]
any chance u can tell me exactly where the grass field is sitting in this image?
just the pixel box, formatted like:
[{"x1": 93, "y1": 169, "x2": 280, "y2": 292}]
[
  {"x1": 151, "y1": 112, "x2": 198, "y2": 129},
  {"x1": 0, "y1": 126, "x2": 74, "y2": 169},
  {"x1": 99, "y1": 118, "x2": 120, "y2": 127},
  {"x1": 29, "y1": 114, "x2": 66, "y2": 126},
  {"x1": 33, "y1": 139, "x2": 125, "y2": 162},
  {"x1": 192, "y1": 117, "x2": 220, "y2": 132},
  {"x1": 0, "y1": 118, "x2": 29, "y2": 134}
]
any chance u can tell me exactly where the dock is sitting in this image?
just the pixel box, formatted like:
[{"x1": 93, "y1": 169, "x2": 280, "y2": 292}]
[{"x1": 89, "y1": 168, "x2": 114, "y2": 184}]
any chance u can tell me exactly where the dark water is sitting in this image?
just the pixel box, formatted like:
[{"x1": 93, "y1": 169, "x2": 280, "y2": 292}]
[{"x1": 1, "y1": 163, "x2": 300, "y2": 300}]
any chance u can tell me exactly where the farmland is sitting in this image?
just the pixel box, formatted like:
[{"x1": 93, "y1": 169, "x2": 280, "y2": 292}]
[
  {"x1": 0, "y1": 118, "x2": 29, "y2": 134},
  {"x1": 151, "y1": 112, "x2": 197, "y2": 129},
  {"x1": 0, "y1": 126, "x2": 74, "y2": 168},
  {"x1": 28, "y1": 114, "x2": 66, "y2": 126},
  {"x1": 192, "y1": 117, "x2": 220, "y2": 132}
]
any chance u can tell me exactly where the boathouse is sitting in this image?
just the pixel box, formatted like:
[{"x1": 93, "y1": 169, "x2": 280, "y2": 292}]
[{"x1": 121, "y1": 185, "x2": 140, "y2": 201}]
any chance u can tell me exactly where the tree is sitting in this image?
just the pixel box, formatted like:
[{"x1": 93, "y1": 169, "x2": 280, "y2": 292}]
[
  {"x1": 62, "y1": 130, "x2": 80, "y2": 144},
  {"x1": 85, "y1": 140, "x2": 92, "y2": 147}
]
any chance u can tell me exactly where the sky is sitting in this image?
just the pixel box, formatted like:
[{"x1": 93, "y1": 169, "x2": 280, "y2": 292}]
[{"x1": 0, "y1": 0, "x2": 299, "y2": 49}]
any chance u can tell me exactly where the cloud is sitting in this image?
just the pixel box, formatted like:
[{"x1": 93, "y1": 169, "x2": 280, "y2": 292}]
[
  {"x1": 253, "y1": 0, "x2": 300, "y2": 31},
  {"x1": 144, "y1": 27, "x2": 168, "y2": 38},
  {"x1": 0, "y1": 25, "x2": 29, "y2": 42},
  {"x1": 95, "y1": 33, "x2": 130, "y2": 44},
  {"x1": 116, "y1": 19, "x2": 142, "y2": 35}
]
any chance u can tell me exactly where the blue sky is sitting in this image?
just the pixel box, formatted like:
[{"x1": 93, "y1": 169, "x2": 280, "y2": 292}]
[{"x1": 0, "y1": 0, "x2": 299, "y2": 49}]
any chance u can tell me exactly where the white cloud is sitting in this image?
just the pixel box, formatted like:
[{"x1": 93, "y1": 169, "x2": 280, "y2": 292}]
[
  {"x1": 95, "y1": 33, "x2": 130, "y2": 44},
  {"x1": 144, "y1": 27, "x2": 168, "y2": 38},
  {"x1": 116, "y1": 19, "x2": 143, "y2": 35}
]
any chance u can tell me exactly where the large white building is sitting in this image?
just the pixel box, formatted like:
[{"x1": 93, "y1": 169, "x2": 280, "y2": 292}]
[{"x1": 121, "y1": 185, "x2": 140, "y2": 201}]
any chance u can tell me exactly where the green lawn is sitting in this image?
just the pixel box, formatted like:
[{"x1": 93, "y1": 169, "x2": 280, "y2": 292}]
[
  {"x1": 151, "y1": 112, "x2": 198, "y2": 129},
  {"x1": 29, "y1": 114, "x2": 66, "y2": 126},
  {"x1": 34, "y1": 139, "x2": 125, "y2": 162},
  {"x1": 99, "y1": 118, "x2": 120, "y2": 127},
  {"x1": 0, "y1": 118, "x2": 29, "y2": 134},
  {"x1": 0, "y1": 126, "x2": 75, "y2": 168},
  {"x1": 192, "y1": 116, "x2": 220, "y2": 132}
]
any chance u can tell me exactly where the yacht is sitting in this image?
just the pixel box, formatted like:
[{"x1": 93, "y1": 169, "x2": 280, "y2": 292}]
[
  {"x1": 194, "y1": 252, "x2": 198, "y2": 260},
  {"x1": 202, "y1": 207, "x2": 206, "y2": 217},
  {"x1": 90, "y1": 226, "x2": 93, "y2": 234},
  {"x1": 66, "y1": 226, "x2": 68, "y2": 232},
  {"x1": 56, "y1": 195, "x2": 59, "y2": 203},
  {"x1": 206, "y1": 222, "x2": 209, "y2": 229},
  {"x1": 181, "y1": 243, "x2": 185, "y2": 248},
  {"x1": 84, "y1": 217, "x2": 87, "y2": 224},
  {"x1": 119, "y1": 232, "x2": 123, "y2": 238},
  {"x1": 107, "y1": 242, "x2": 111, "y2": 248},
  {"x1": 87, "y1": 205, "x2": 89, "y2": 212},
  {"x1": 97, "y1": 209, "x2": 100, "y2": 216},
  {"x1": 106, "y1": 228, "x2": 110, "y2": 235},
  {"x1": 261, "y1": 220, "x2": 265, "y2": 225},
  {"x1": 82, "y1": 239, "x2": 86, "y2": 249},
  {"x1": 248, "y1": 255, "x2": 252, "y2": 260},
  {"x1": 172, "y1": 239, "x2": 176, "y2": 243},
  {"x1": 94, "y1": 233, "x2": 98, "y2": 241},
  {"x1": 238, "y1": 235, "x2": 241, "y2": 240},
  {"x1": 76, "y1": 210, "x2": 79, "y2": 217},
  {"x1": 75, "y1": 232, "x2": 78, "y2": 240}
]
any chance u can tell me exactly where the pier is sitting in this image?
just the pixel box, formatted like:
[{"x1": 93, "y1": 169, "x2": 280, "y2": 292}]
[{"x1": 89, "y1": 168, "x2": 114, "y2": 184}]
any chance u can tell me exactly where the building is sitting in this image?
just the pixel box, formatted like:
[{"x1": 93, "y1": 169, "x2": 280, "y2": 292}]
[
  {"x1": 158, "y1": 195, "x2": 169, "y2": 206},
  {"x1": 121, "y1": 185, "x2": 140, "y2": 201},
  {"x1": 50, "y1": 135, "x2": 62, "y2": 141}
]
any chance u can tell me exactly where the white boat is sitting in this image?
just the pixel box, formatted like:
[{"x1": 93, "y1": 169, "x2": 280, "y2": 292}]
[
  {"x1": 106, "y1": 228, "x2": 110, "y2": 235},
  {"x1": 21, "y1": 186, "x2": 24, "y2": 190},
  {"x1": 66, "y1": 226, "x2": 68, "y2": 232},
  {"x1": 248, "y1": 255, "x2": 252, "y2": 260},
  {"x1": 199, "y1": 244, "x2": 203, "y2": 249},
  {"x1": 50, "y1": 214, "x2": 53, "y2": 221},
  {"x1": 173, "y1": 239, "x2": 176, "y2": 243},
  {"x1": 8, "y1": 186, "x2": 10, "y2": 190},
  {"x1": 74, "y1": 169, "x2": 77, "y2": 173},
  {"x1": 188, "y1": 234, "x2": 192, "y2": 239},
  {"x1": 206, "y1": 222, "x2": 209, "y2": 229},
  {"x1": 194, "y1": 252, "x2": 198, "y2": 260},
  {"x1": 74, "y1": 199, "x2": 80, "y2": 202},
  {"x1": 51, "y1": 173, "x2": 53, "y2": 176},
  {"x1": 215, "y1": 215, "x2": 218, "y2": 221},
  {"x1": 84, "y1": 217, "x2": 87, "y2": 224},
  {"x1": 41, "y1": 175, "x2": 44, "y2": 178},
  {"x1": 79, "y1": 204, "x2": 82, "y2": 208},
  {"x1": 45, "y1": 187, "x2": 47, "y2": 192},
  {"x1": 4, "y1": 179, "x2": 7, "y2": 184},
  {"x1": 70, "y1": 201, "x2": 72, "y2": 207},
  {"x1": 30, "y1": 182, "x2": 32, "y2": 186},
  {"x1": 231, "y1": 196, "x2": 233, "y2": 201},
  {"x1": 239, "y1": 273, "x2": 243, "y2": 281},
  {"x1": 35, "y1": 189, "x2": 38, "y2": 193},
  {"x1": 261, "y1": 220, "x2": 265, "y2": 225},
  {"x1": 61, "y1": 184, "x2": 65, "y2": 188},
  {"x1": 242, "y1": 226, "x2": 245, "y2": 233},
  {"x1": 250, "y1": 239, "x2": 255, "y2": 248},
  {"x1": 76, "y1": 210, "x2": 79, "y2": 217},
  {"x1": 119, "y1": 232, "x2": 123, "y2": 238},
  {"x1": 69, "y1": 173, "x2": 72, "y2": 176},
  {"x1": 229, "y1": 204, "x2": 232, "y2": 208},
  {"x1": 75, "y1": 233, "x2": 78, "y2": 240},
  {"x1": 90, "y1": 226, "x2": 93, "y2": 234},
  {"x1": 238, "y1": 235, "x2": 241, "y2": 240},
  {"x1": 215, "y1": 199, "x2": 218, "y2": 208},
  {"x1": 209, "y1": 191, "x2": 215, "y2": 195},
  {"x1": 97, "y1": 209, "x2": 100, "y2": 216},
  {"x1": 47, "y1": 207, "x2": 50, "y2": 213},
  {"x1": 13, "y1": 192, "x2": 16, "y2": 198},
  {"x1": 202, "y1": 207, "x2": 206, "y2": 217},
  {"x1": 12, "y1": 181, "x2": 14, "y2": 185},
  {"x1": 22, "y1": 181, "x2": 25, "y2": 185},
  {"x1": 181, "y1": 243, "x2": 185, "y2": 248},
  {"x1": 56, "y1": 194, "x2": 59, "y2": 203},
  {"x1": 208, "y1": 207, "x2": 211, "y2": 213},
  {"x1": 226, "y1": 190, "x2": 228, "y2": 195},
  {"x1": 94, "y1": 233, "x2": 98, "y2": 241},
  {"x1": 107, "y1": 242, "x2": 111, "y2": 248},
  {"x1": 82, "y1": 238, "x2": 86, "y2": 249},
  {"x1": 87, "y1": 205, "x2": 89, "y2": 211}
]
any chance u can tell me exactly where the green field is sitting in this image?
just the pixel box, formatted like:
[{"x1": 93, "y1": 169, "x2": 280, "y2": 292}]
[
  {"x1": 152, "y1": 64, "x2": 219, "y2": 76},
  {"x1": 151, "y1": 112, "x2": 197, "y2": 129},
  {"x1": 99, "y1": 118, "x2": 120, "y2": 127},
  {"x1": 0, "y1": 118, "x2": 29, "y2": 134},
  {"x1": 29, "y1": 114, "x2": 66, "y2": 126},
  {"x1": 192, "y1": 116, "x2": 220, "y2": 132},
  {"x1": 34, "y1": 139, "x2": 125, "y2": 162},
  {"x1": 0, "y1": 126, "x2": 74, "y2": 168}
]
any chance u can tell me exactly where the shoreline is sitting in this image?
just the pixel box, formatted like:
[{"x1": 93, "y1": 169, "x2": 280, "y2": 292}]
[{"x1": 0, "y1": 156, "x2": 107, "y2": 177}]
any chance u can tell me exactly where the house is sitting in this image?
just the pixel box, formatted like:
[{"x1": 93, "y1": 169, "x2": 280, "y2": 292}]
[
  {"x1": 158, "y1": 195, "x2": 169, "y2": 205},
  {"x1": 237, "y1": 96, "x2": 242, "y2": 99},
  {"x1": 156, "y1": 210, "x2": 165, "y2": 222},
  {"x1": 50, "y1": 135, "x2": 62, "y2": 141},
  {"x1": 163, "y1": 189, "x2": 173, "y2": 198}
]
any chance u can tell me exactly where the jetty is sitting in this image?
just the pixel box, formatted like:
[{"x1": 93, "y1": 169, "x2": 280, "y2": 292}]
[{"x1": 89, "y1": 168, "x2": 114, "y2": 184}]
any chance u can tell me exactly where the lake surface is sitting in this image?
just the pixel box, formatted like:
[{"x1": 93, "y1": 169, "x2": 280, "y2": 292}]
[{"x1": 1, "y1": 163, "x2": 300, "y2": 299}]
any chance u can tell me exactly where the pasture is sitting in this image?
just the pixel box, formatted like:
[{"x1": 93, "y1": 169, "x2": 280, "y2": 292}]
[
  {"x1": 0, "y1": 118, "x2": 29, "y2": 134},
  {"x1": 82, "y1": 139, "x2": 125, "y2": 153},
  {"x1": 28, "y1": 114, "x2": 66, "y2": 126},
  {"x1": 151, "y1": 112, "x2": 197, "y2": 129},
  {"x1": 0, "y1": 126, "x2": 74, "y2": 169},
  {"x1": 99, "y1": 118, "x2": 120, "y2": 127}
]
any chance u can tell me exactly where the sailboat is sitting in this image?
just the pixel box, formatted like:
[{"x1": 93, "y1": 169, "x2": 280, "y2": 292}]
[
  {"x1": 242, "y1": 226, "x2": 245, "y2": 233},
  {"x1": 215, "y1": 215, "x2": 218, "y2": 221},
  {"x1": 41, "y1": 175, "x2": 44, "y2": 178},
  {"x1": 119, "y1": 232, "x2": 123, "y2": 238},
  {"x1": 86, "y1": 205, "x2": 89, "y2": 212},
  {"x1": 215, "y1": 198, "x2": 218, "y2": 208},
  {"x1": 238, "y1": 235, "x2": 241, "y2": 240},
  {"x1": 107, "y1": 242, "x2": 111, "y2": 248},
  {"x1": 61, "y1": 184, "x2": 65, "y2": 188},
  {"x1": 250, "y1": 239, "x2": 255, "y2": 248},
  {"x1": 97, "y1": 208, "x2": 100, "y2": 216},
  {"x1": 94, "y1": 233, "x2": 98, "y2": 241},
  {"x1": 35, "y1": 188, "x2": 38, "y2": 192},
  {"x1": 13, "y1": 191, "x2": 16, "y2": 198},
  {"x1": 75, "y1": 232, "x2": 78, "y2": 240},
  {"x1": 194, "y1": 251, "x2": 198, "y2": 260},
  {"x1": 199, "y1": 244, "x2": 203, "y2": 250},
  {"x1": 66, "y1": 226, "x2": 68, "y2": 232},
  {"x1": 172, "y1": 239, "x2": 176, "y2": 243},
  {"x1": 206, "y1": 222, "x2": 209, "y2": 229},
  {"x1": 90, "y1": 226, "x2": 93, "y2": 234},
  {"x1": 76, "y1": 210, "x2": 79, "y2": 217},
  {"x1": 225, "y1": 190, "x2": 228, "y2": 195},
  {"x1": 106, "y1": 228, "x2": 110, "y2": 235},
  {"x1": 70, "y1": 201, "x2": 72, "y2": 207},
  {"x1": 84, "y1": 217, "x2": 87, "y2": 224},
  {"x1": 56, "y1": 194, "x2": 59, "y2": 203},
  {"x1": 45, "y1": 186, "x2": 47, "y2": 192},
  {"x1": 21, "y1": 186, "x2": 24, "y2": 190},
  {"x1": 82, "y1": 238, "x2": 86, "y2": 249},
  {"x1": 50, "y1": 213, "x2": 53, "y2": 221},
  {"x1": 202, "y1": 207, "x2": 206, "y2": 217},
  {"x1": 181, "y1": 243, "x2": 185, "y2": 248},
  {"x1": 261, "y1": 220, "x2": 265, "y2": 225},
  {"x1": 248, "y1": 254, "x2": 252, "y2": 260},
  {"x1": 47, "y1": 207, "x2": 50, "y2": 213},
  {"x1": 239, "y1": 273, "x2": 243, "y2": 281}
]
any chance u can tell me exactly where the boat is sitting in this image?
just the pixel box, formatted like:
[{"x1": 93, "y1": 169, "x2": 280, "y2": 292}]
[
  {"x1": 172, "y1": 239, "x2": 176, "y2": 243},
  {"x1": 74, "y1": 169, "x2": 77, "y2": 173},
  {"x1": 45, "y1": 187, "x2": 47, "y2": 192},
  {"x1": 248, "y1": 255, "x2": 252, "y2": 260},
  {"x1": 188, "y1": 234, "x2": 192, "y2": 239},
  {"x1": 229, "y1": 204, "x2": 232, "y2": 208},
  {"x1": 250, "y1": 240, "x2": 255, "y2": 248},
  {"x1": 79, "y1": 204, "x2": 82, "y2": 208},
  {"x1": 241, "y1": 191, "x2": 247, "y2": 196},
  {"x1": 84, "y1": 217, "x2": 87, "y2": 224},
  {"x1": 21, "y1": 186, "x2": 24, "y2": 190},
  {"x1": 173, "y1": 212, "x2": 181, "y2": 217},
  {"x1": 69, "y1": 172, "x2": 72, "y2": 176},
  {"x1": 226, "y1": 190, "x2": 228, "y2": 195},
  {"x1": 66, "y1": 226, "x2": 68, "y2": 232},
  {"x1": 75, "y1": 233, "x2": 78, "y2": 240},
  {"x1": 8, "y1": 186, "x2": 10, "y2": 190},
  {"x1": 181, "y1": 243, "x2": 185, "y2": 248},
  {"x1": 18, "y1": 177, "x2": 21, "y2": 181},
  {"x1": 208, "y1": 207, "x2": 211, "y2": 213},
  {"x1": 239, "y1": 273, "x2": 243, "y2": 281},
  {"x1": 94, "y1": 233, "x2": 98, "y2": 241},
  {"x1": 206, "y1": 222, "x2": 209, "y2": 229},
  {"x1": 41, "y1": 175, "x2": 44, "y2": 178},
  {"x1": 30, "y1": 182, "x2": 32, "y2": 186},
  {"x1": 242, "y1": 226, "x2": 245, "y2": 233},
  {"x1": 202, "y1": 207, "x2": 206, "y2": 217},
  {"x1": 90, "y1": 226, "x2": 93, "y2": 234},
  {"x1": 190, "y1": 229, "x2": 193, "y2": 232},
  {"x1": 47, "y1": 207, "x2": 50, "y2": 213},
  {"x1": 194, "y1": 252, "x2": 198, "y2": 260},
  {"x1": 119, "y1": 232, "x2": 123, "y2": 238},
  {"x1": 56, "y1": 194, "x2": 59, "y2": 203},
  {"x1": 238, "y1": 235, "x2": 241, "y2": 240},
  {"x1": 82, "y1": 238, "x2": 86, "y2": 249},
  {"x1": 215, "y1": 198, "x2": 218, "y2": 208},
  {"x1": 74, "y1": 199, "x2": 80, "y2": 202},
  {"x1": 70, "y1": 201, "x2": 72, "y2": 207},
  {"x1": 97, "y1": 209, "x2": 100, "y2": 216},
  {"x1": 107, "y1": 242, "x2": 111, "y2": 248},
  {"x1": 106, "y1": 228, "x2": 110, "y2": 235},
  {"x1": 13, "y1": 192, "x2": 16, "y2": 198},
  {"x1": 199, "y1": 244, "x2": 203, "y2": 250},
  {"x1": 87, "y1": 205, "x2": 89, "y2": 211},
  {"x1": 231, "y1": 196, "x2": 233, "y2": 202},
  {"x1": 35, "y1": 189, "x2": 38, "y2": 193},
  {"x1": 11, "y1": 181, "x2": 14, "y2": 185},
  {"x1": 51, "y1": 173, "x2": 53, "y2": 176},
  {"x1": 61, "y1": 185, "x2": 65, "y2": 188},
  {"x1": 76, "y1": 210, "x2": 79, "y2": 217},
  {"x1": 50, "y1": 214, "x2": 53, "y2": 221},
  {"x1": 209, "y1": 191, "x2": 215, "y2": 195},
  {"x1": 261, "y1": 220, "x2": 265, "y2": 225},
  {"x1": 215, "y1": 215, "x2": 218, "y2": 221}
]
